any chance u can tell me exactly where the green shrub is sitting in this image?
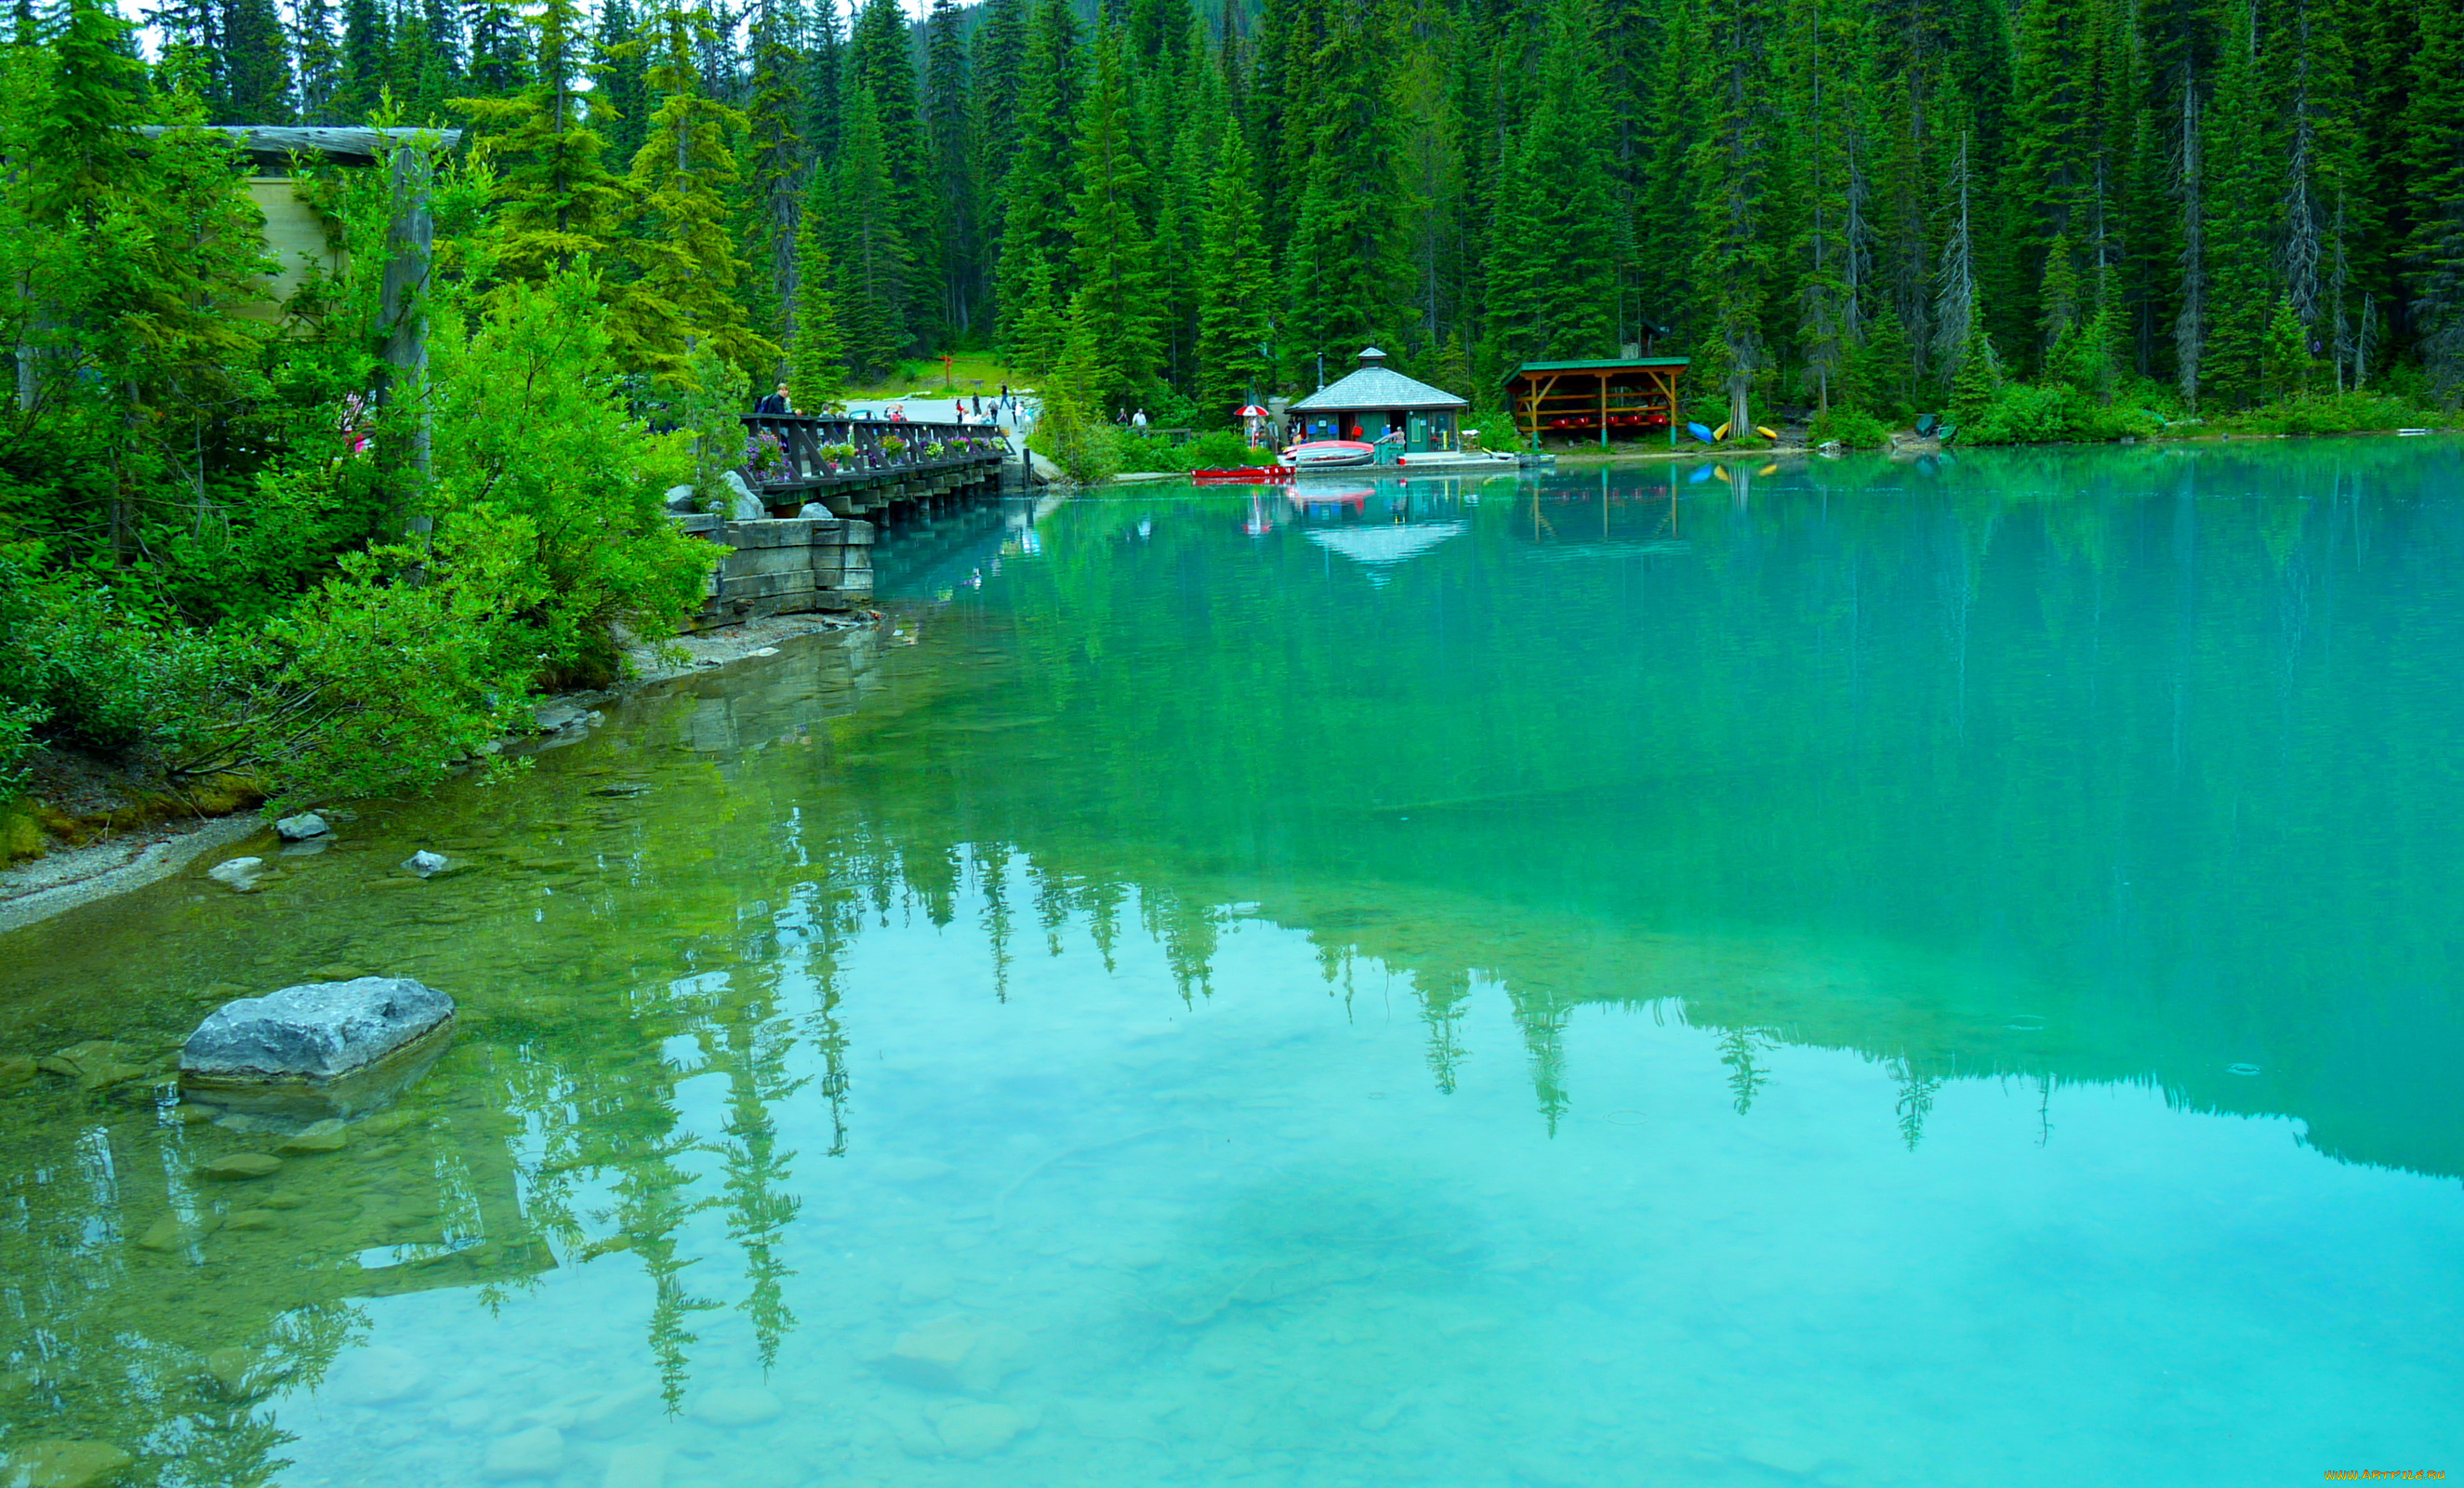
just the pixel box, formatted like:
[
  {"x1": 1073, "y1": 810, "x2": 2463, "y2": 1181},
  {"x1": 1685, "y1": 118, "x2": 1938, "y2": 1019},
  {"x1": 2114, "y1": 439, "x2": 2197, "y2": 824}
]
[
  {"x1": 2228, "y1": 392, "x2": 2432, "y2": 435},
  {"x1": 1960, "y1": 383, "x2": 2160, "y2": 445},
  {"x1": 1810, "y1": 405, "x2": 1891, "y2": 447},
  {"x1": 0, "y1": 545, "x2": 234, "y2": 776}
]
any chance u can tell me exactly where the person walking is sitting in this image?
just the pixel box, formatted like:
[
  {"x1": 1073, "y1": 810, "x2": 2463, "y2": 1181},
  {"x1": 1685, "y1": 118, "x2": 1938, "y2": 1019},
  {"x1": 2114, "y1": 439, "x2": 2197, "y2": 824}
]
[
  {"x1": 1132, "y1": 408, "x2": 1148, "y2": 430},
  {"x1": 755, "y1": 383, "x2": 791, "y2": 416}
]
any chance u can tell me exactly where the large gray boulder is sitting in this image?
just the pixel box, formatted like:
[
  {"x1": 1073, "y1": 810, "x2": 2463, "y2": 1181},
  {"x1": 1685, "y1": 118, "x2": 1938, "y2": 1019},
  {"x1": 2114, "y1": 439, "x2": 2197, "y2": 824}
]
[{"x1": 181, "y1": 977, "x2": 454, "y2": 1083}]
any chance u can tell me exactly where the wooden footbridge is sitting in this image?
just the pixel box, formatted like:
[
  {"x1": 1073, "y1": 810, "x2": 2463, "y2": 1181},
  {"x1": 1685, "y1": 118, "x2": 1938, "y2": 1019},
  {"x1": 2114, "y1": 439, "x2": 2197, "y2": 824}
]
[
  {"x1": 672, "y1": 415, "x2": 1018, "y2": 630},
  {"x1": 736, "y1": 414, "x2": 1013, "y2": 520}
]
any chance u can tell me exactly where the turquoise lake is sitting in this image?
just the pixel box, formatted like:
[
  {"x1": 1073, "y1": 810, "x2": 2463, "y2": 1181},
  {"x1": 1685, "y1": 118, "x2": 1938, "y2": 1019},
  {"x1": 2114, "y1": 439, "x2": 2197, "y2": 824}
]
[{"x1": 2, "y1": 440, "x2": 2460, "y2": 1487}]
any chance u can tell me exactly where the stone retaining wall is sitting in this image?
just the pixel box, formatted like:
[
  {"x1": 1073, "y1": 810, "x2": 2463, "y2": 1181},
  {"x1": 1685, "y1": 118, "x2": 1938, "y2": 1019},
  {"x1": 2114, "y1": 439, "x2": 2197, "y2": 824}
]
[{"x1": 673, "y1": 514, "x2": 875, "y2": 630}]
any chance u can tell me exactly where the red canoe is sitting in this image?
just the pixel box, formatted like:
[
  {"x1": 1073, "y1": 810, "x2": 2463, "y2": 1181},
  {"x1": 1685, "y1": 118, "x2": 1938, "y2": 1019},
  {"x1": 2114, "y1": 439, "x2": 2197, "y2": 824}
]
[{"x1": 1192, "y1": 466, "x2": 1292, "y2": 484}]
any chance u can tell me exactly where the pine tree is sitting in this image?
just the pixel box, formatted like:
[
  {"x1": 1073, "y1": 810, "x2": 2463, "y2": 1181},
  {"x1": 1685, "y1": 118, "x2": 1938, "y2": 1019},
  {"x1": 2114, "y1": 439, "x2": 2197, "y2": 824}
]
[
  {"x1": 788, "y1": 189, "x2": 848, "y2": 410},
  {"x1": 289, "y1": 0, "x2": 338, "y2": 122},
  {"x1": 453, "y1": 0, "x2": 624, "y2": 286},
  {"x1": 1195, "y1": 124, "x2": 1272, "y2": 418},
  {"x1": 994, "y1": 0, "x2": 1084, "y2": 352},
  {"x1": 591, "y1": 0, "x2": 648, "y2": 169},
  {"x1": 1064, "y1": 23, "x2": 1159, "y2": 409},
  {"x1": 802, "y1": 0, "x2": 843, "y2": 166},
  {"x1": 743, "y1": 0, "x2": 805, "y2": 365},
  {"x1": 848, "y1": 0, "x2": 935, "y2": 344},
  {"x1": 1485, "y1": 0, "x2": 1623, "y2": 371},
  {"x1": 2201, "y1": 0, "x2": 2272, "y2": 407},
  {"x1": 615, "y1": 4, "x2": 774, "y2": 381},
  {"x1": 834, "y1": 83, "x2": 914, "y2": 379},
  {"x1": 333, "y1": 0, "x2": 391, "y2": 121},
  {"x1": 1689, "y1": 0, "x2": 1777, "y2": 435},
  {"x1": 925, "y1": 0, "x2": 975, "y2": 341},
  {"x1": 219, "y1": 0, "x2": 294, "y2": 121},
  {"x1": 2405, "y1": 0, "x2": 2464, "y2": 399},
  {"x1": 1284, "y1": 0, "x2": 1405, "y2": 376},
  {"x1": 463, "y1": 0, "x2": 524, "y2": 96}
]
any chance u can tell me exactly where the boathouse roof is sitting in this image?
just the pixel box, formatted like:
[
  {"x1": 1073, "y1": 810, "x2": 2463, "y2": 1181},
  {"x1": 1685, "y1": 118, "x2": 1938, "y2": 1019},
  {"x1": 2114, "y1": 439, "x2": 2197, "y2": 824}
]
[{"x1": 1290, "y1": 348, "x2": 1469, "y2": 412}]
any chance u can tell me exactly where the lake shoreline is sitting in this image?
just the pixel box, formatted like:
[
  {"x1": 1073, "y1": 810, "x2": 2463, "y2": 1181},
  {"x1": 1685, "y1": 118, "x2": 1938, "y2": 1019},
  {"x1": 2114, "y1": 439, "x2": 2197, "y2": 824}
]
[{"x1": 0, "y1": 609, "x2": 880, "y2": 936}]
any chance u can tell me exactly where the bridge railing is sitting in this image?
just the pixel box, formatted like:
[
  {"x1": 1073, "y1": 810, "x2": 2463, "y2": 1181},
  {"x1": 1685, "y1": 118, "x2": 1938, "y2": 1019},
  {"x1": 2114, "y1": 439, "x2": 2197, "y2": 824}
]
[{"x1": 737, "y1": 414, "x2": 1009, "y2": 489}]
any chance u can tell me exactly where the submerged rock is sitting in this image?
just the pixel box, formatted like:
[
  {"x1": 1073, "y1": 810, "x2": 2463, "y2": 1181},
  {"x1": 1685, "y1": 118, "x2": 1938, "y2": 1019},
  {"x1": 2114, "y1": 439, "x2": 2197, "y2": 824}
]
[
  {"x1": 180, "y1": 977, "x2": 455, "y2": 1083},
  {"x1": 688, "y1": 1386, "x2": 781, "y2": 1428},
  {"x1": 206, "y1": 856, "x2": 266, "y2": 890},
  {"x1": 936, "y1": 1403, "x2": 1027, "y2": 1459},
  {"x1": 273, "y1": 813, "x2": 329, "y2": 841},
  {"x1": 401, "y1": 850, "x2": 449, "y2": 878},
  {"x1": 482, "y1": 1425, "x2": 563, "y2": 1480},
  {"x1": 275, "y1": 1119, "x2": 348, "y2": 1154},
  {"x1": 199, "y1": 1153, "x2": 283, "y2": 1180},
  {"x1": 1, "y1": 1440, "x2": 134, "y2": 1488}
]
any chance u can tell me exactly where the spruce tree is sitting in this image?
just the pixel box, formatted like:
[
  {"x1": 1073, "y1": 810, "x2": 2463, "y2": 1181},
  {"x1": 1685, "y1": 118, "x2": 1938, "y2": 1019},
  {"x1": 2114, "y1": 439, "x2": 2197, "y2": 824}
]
[
  {"x1": 219, "y1": 0, "x2": 294, "y2": 121},
  {"x1": 2405, "y1": 0, "x2": 2464, "y2": 398},
  {"x1": 295, "y1": 0, "x2": 342, "y2": 122},
  {"x1": 615, "y1": 4, "x2": 774, "y2": 381},
  {"x1": 789, "y1": 190, "x2": 848, "y2": 411},
  {"x1": 590, "y1": 0, "x2": 647, "y2": 169},
  {"x1": 925, "y1": 0, "x2": 975, "y2": 341},
  {"x1": 743, "y1": 0, "x2": 805, "y2": 364},
  {"x1": 993, "y1": 0, "x2": 1084, "y2": 353},
  {"x1": 1064, "y1": 23, "x2": 1159, "y2": 409},
  {"x1": 453, "y1": 0, "x2": 624, "y2": 286},
  {"x1": 1484, "y1": 0, "x2": 1623, "y2": 369},
  {"x1": 848, "y1": 0, "x2": 936, "y2": 344},
  {"x1": 333, "y1": 0, "x2": 390, "y2": 121},
  {"x1": 1195, "y1": 124, "x2": 1272, "y2": 418},
  {"x1": 834, "y1": 83, "x2": 915, "y2": 379},
  {"x1": 1284, "y1": 0, "x2": 1404, "y2": 375},
  {"x1": 1689, "y1": 0, "x2": 1777, "y2": 435}
]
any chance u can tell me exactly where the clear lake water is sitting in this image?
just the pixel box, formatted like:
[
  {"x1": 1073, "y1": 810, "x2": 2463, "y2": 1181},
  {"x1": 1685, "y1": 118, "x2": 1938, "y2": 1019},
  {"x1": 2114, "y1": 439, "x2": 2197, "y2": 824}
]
[{"x1": 2, "y1": 440, "x2": 2460, "y2": 1487}]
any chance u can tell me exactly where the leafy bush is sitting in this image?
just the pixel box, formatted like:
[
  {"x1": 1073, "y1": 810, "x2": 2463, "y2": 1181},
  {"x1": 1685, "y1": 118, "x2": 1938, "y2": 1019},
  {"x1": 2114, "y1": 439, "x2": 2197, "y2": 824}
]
[
  {"x1": 0, "y1": 545, "x2": 234, "y2": 781},
  {"x1": 1810, "y1": 405, "x2": 1890, "y2": 447},
  {"x1": 1961, "y1": 383, "x2": 2160, "y2": 445},
  {"x1": 1029, "y1": 390, "x2": 1118, "y2": 484},
  {"x1": 2226, "y1": 392, "x2": 2433, "y2": 435}
]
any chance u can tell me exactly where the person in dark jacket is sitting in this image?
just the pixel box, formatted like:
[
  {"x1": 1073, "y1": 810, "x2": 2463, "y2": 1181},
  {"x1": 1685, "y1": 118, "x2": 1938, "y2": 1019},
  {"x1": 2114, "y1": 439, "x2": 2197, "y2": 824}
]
[{"x1": 755, "y1": 383, "x2": 791, "y2": 416}]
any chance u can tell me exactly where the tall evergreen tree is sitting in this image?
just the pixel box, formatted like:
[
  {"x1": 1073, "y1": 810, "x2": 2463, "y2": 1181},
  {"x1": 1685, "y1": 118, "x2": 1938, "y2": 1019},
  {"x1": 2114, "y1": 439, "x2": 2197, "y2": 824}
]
[
  {"x1": 993, "y1": 0, "x2": 1085, "y2": 352},
  {"x1": 590, "y1": 0, "x2": 649, "y2": 170},
  {"x1": 848, "y1": 0, "x2": 935, "y2": 343},
  {"x1": 615, "y1": 3, "x2": 773, "y2": 379},
  {"x1": 1195, "y1": 123, "x2": 1273, "y2": 418},
  {"x1": 219, "y1": 0, "x2": 295, "y2": 121},
  {"x1": 925, "y1": 0, "x2": 975, "y2": 341},
  {"x1": 454, "y1": 0, "x2": 624, "y2": 286},
  {"x1": 2404, "y1": 0, "x2": 2464, "y2": 396},
  {"x1": 1689, "y1": 0, "x2": 1777, "y2": 432},
  {"x1": 789, "y1": 176, "x2": 849, "y2": 410},
  {"x1": 833, "y1": 83, "x2": 915, "y2": 378},
  {"x1": 294, "y1": 0, "x2": 342, "y2": 123},
  {"x1": 1063, "y1": 23, "x2": 1159, "y2": 409},
  {"x1": 1484, "y1": 0, "x2": 1623, "y2": 371},
  {"x1": 1283, "y1": 0, "x2": 1405, "y2": 379}
]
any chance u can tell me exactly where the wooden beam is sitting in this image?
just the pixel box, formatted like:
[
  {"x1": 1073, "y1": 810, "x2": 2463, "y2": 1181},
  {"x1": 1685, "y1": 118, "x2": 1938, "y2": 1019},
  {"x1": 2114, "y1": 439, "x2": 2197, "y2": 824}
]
[{"x1": 131, "y1": 125, "x2": 464, "y2": 168}]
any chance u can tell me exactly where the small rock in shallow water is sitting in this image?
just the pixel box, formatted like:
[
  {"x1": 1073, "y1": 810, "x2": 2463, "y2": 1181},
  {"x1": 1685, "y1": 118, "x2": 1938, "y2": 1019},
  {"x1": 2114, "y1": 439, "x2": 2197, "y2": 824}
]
[
  {"x1": 200, "y1": 1153, "x2": 283, "y2": 1180},
  {"x1": 483, "y1": 1425, "x2": 564, "y2": 1480},
  {"x1": 207, "y1": 857, "x2": 266, "y2": 889},
  {"x1": 689, "y1": 1386, "x2": 782, "y2": 1428},
  {"x1": 935, "y1": 1403, "x2": 1027, "y2": 1459},
  {"x1": 402, "y1": 850, "x2": 449, "y2": 877},
  {"x1": 273, "y1": 813, "x2": 329, "y2": 841},
  {"x1": 135, "y1": 1216, "x2": 182, "y2": 1252},
  {"x1": 220, "y1": 1209, "x2": 280, "y2": 1231},
  {"x1": 276, "y1": 1119, "x2": 348, "y2": 1154},
  {"x1": 601, "y1": 1443, "x2": 669, "y2": 1488},
  {"x1": 0, "y1": 1056, "x2": 34, "y2": 1087},
  {"x1": 1, "y1": 1440, "x2": 135, "y2": 1488},
  {"x1": 338, "y1": 1346, "x2": 428, "y2": 1405},
  {"x1": 899, "y1": 1269, "x2": 958, "y2": 1303}
]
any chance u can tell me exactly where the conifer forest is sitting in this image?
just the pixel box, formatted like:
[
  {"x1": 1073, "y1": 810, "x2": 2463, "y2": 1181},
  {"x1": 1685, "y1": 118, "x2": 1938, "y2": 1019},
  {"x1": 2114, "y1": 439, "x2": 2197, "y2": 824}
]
[{"x1": 4, "y1": 0, "x2": 2464, "y2": 817}]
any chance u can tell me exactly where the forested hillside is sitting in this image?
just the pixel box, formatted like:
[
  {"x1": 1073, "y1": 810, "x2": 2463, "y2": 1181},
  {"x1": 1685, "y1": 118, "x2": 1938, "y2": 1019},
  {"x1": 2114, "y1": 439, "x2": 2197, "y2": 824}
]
[{"x1": 133, "y1": 0, "x2": 2464, "y2": 426}]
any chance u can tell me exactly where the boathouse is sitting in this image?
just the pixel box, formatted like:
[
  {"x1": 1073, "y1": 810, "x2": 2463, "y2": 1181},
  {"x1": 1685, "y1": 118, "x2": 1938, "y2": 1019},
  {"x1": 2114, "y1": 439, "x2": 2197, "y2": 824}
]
[
  {"x1": 1289, "y1": 348, "x2": 1470, "y2": 453},
  {"x1": 1504, "y1": 356, "x2": 1690, "y2": 446}
]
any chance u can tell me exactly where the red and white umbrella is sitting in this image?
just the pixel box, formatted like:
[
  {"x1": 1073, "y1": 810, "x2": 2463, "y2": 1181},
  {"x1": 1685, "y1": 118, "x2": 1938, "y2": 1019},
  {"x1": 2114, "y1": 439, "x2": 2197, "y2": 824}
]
[{"x1": 1236, "y1": 405, "x2": 1270, "y2": 418}]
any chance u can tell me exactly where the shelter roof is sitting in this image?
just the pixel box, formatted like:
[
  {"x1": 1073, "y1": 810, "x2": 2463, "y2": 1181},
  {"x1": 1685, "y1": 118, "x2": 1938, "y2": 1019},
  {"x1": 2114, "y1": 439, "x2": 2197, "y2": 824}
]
[
  {"x1": 1292, "y1": 348, "x2": 1469, "y2": 412},
  {"x1": 1498, "y1": 357, "x2": 1695, "y2": 374},
  {"x1": 1509, "y1": 357, "x2": 1691, "y2": 376}
]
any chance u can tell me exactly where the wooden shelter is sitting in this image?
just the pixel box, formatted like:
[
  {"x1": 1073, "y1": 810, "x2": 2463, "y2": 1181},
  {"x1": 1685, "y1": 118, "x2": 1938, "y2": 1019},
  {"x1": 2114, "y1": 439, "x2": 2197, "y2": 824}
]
[
  {"x1": 1505, "y1": 356, "x2": 1689, "y2": 447},
  {"x1": 1289, "y1": 347, "x2": 1470, "y2": 454}
]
